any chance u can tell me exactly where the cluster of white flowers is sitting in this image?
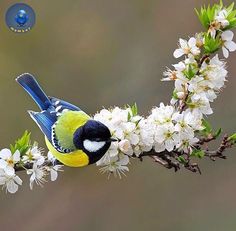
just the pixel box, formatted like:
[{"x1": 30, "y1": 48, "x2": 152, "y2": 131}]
[
  {"x1": 0, "y1": 144, "x2": 63, "y2": 193},
  {"x1": 94, "y1": 104, "x2": 203, "y2": 176},
  {"x1": 207, "y1": 8, "x2": 236, "y2": 57},
  {"x1": 94, "y1": 107, "x2": 154, "y2": 178},
  {"x1": 94, "y1": 5, "x2": 236, "y2": 177}
]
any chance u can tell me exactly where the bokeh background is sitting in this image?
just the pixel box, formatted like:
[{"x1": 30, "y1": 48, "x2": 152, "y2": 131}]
[{"x1": 0, "y1": 0, "x2": 236, "y2": 230}]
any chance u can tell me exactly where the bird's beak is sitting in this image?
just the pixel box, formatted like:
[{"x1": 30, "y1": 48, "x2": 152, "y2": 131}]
[{"x1": 109, "y1": 137, "x2": 118, "y2": 142}]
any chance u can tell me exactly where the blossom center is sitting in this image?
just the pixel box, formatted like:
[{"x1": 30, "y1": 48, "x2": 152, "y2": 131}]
[{"x1": 7, "y1": 159, "x2": 14, "y2": 166}]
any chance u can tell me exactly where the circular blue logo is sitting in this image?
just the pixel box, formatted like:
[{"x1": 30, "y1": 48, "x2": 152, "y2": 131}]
[{"x1": 5, "y1": 3, "x2": 36, "y2": 33}]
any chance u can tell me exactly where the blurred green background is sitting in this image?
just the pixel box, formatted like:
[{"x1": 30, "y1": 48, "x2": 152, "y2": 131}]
[{"x1": 0, "y1": 0, "x2": 236, "y2": 230}]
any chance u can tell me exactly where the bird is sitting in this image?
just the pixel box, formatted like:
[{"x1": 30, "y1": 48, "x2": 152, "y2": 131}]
[{"x1": 16, "y1": 73, "x2": 114, "y2": 167}]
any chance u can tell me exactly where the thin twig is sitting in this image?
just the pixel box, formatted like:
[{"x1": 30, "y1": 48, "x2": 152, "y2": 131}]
[{"x1": 15, "y1": 160, "x2": 62, "y2": 172}]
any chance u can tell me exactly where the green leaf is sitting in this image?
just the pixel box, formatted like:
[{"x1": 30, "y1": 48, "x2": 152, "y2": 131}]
[
  {"x1": 131, "y1": 103, "x2": 138, "y2": 116},
  {"x1": 177, "y1": 155, "x2": 187, "y2": 164},
  {"x1": 214, "y1": 128, "x2": 222, "y2": 139},
  {"x1": 126, "y1": 103, "x2": 138, "y2": 121},
  {"x1": 10, "y1": 130, "x2": 31, "y2": 156},
  {"x1": 203, "y1": 34, "x2": 221, "y2": 54},
  {"x1": 172, "y1": 90, "x2": 179, "y2": 100},
  {"x1": 183, "y1": 64, "x2": 198, "y2": 80},
  {"x1": 191, "y1": 149, "x2": 205, "y2": 159},
  {"x1": 229, "y1": 133, "x2": 236, "y2": 142},
  {"x1": 202, "y1": 119, "x2": 212, "y2": 134},
  {"x1": 227, "y1": 2, "x2": 234, "y2": 12},
  {"x1": 127, "y1": 111, "x2": 131, "y2": 121},
  {"x1": 195, "y1": 3, "x2": 220, "y2": 29},
  {"x1": 196, "y1": 2, "x2": 236, "y2": 30}
]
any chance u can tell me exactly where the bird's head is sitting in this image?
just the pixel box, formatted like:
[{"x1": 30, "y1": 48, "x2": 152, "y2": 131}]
[{"x1": 73, "y1": 120, "x2": 115, "y2": 164}]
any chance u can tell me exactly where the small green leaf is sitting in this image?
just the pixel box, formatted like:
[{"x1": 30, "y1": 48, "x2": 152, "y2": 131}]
[
  {"x1": 203, "y1": 34, "x2": 221, "y2": 54},
  {"x1": 195, "y1": 3, "x2": 220, "y2": 29},
  {"x1": 127, "y1": 112, "x2": 131, "y2": 121},
  {"x1": 202, "y1": 119, "x2": 213, "y2": 134},
  {"x1": 177, "y1": 155, "x2": 187, "y2": 164},
  {"x1": 214, "y1": 128, "x2": 222, "y2": 139},
  {"x1": 10, "y1": 130, "x2": 31, "y2": 156},
  {"x1": 172, "y1": 90, "x2": 179, "y2": 100},
  {"x1": 191, "y1": 149, "x2": 205, "y2": 159},
  {"x1": 127, "y1": 103, "x2": 138, "y2": 119},
  {"x1": 131, "y1": 103, "x2": 138, "y2": 116},
  {"x1": 183, "y1": 64, "x2": 198, "y2": 80},
  {"x1": 229, "y1": 133, "x2": 236, "y2": 141}
]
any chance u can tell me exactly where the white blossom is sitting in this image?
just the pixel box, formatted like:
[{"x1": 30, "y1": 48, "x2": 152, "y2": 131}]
[
  {"x1": 46, "y1": 152, "x2": 63, "y2": 181},
  {"x1": 27, "y1": 163, "x2": 47, "y2": 190},
  {"x1": 154, "y1": 123, "x2": 179, "y2": 152},
  {"x1": 0, "y1": 149, "x2": 20, "y2": 176},
  {"x1": 148, "y1": 103, "x2": 176, "y2": 125},
  {"x1": 118, "y1": 139, "x2": 133, "y2": 155},
  {"x1": 173, "y1": 110, "x2": 203, "y2": 133},
  {"x1": 215, "y1": 9, "x2": 229, "y2": 28},
  {"x1": 22, "y1": 144, "x2": 45, "y2": 165},
  {"x1": 200, "y1": 55, "x2": 227, "y2": 90},
  {"x1": 176, "y1": 132, "x2": 199, "y2": 153},
  {"x1": 188, "y1": 93, "x2": 213, "y2": 115},
  {"x1": 221, "y1": 30, "x2": 236, "y2": 58},
  {"x1": 0, "y1": 169, "x2": 22, "y2": 194},
  {"x1": 97, "y1": 153, "x2": 129, "y2": 178},
  {"x1": 209, "y1": 9, "x2": 229, "y2": 38},
  {"x1": 174, "y1": 37, "x2": 200, "y2": 58}
]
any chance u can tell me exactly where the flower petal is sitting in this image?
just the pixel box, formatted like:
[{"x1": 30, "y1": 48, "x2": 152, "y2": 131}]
[
  {"x1": 188, "y1": 37, "x2": 196, "y2": 47},
  {"x1": 173, "y1": 49, "x2": 184, "y2": 58},
  {"x1": 6, "y1": 180, "x2": 18, "y2": 194},
  {"x1": 0, "y1": 176, "x2": 6, "y2": 185},
  {"x1": 154, "y1": 142, "x2": 165, "y2": 152},
  {"x1": 0, "y1": 149, "x2": 12, "y2": 159},
  {"x1": 179, "y1": 38, "x2": 187, "y2": 48},
  {"x1": 14, "y1": 175, "x2": 23, "y2": 185},
  {"x1": 117, "y1": 155, "x2": 129, "y2": 165},
  {"x1": 5, "y1": 166, "x2": 15, "y2": 176},
  {"x1": 221, "y1": 30, "x2": 234, "y2": 41},
  {"x1": 50, "y1": 169, "x2": 58, "y2": 181},
  {"x1": 225, "y1": 41, "x2": 236, "y2": 52},
  {"x1": 0, "y1": 159, "x2": 7, "y2": 169},
  {"x1": 13, "y1": 150, "x2": 20, "y2": 162},
  {"x1": 165, "y1": 140, "x2": 175, "y2": 152},
  {"x1": 222, "y1": 46, "x2": 229, "y2": 58}
]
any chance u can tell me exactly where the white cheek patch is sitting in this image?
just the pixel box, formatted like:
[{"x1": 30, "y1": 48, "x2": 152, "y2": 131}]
[{"x1": 83, "y1": 139, "x2": 106, "y2": 153}]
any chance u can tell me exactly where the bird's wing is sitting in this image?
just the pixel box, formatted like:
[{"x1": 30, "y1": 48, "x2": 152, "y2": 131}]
[
  {"x1": 28, "y1": 97, "x2": 90, "y2": 154},
  {"x1": 28, "y1": 110, "x2": 57, "y2": 143},
  {"x1": 49, "y1": 96, "x2": 81, "y2": 113},
  {"x1": 54, "y1": 110, "x2": 90, "y2": 151}
]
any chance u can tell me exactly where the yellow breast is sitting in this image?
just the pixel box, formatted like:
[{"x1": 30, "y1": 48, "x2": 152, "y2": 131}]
[{"x1": 45, "y1": 137, "x2": 89, "y2": 167}]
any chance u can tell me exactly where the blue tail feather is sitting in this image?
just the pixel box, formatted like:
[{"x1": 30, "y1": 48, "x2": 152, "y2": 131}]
[{"x1": 16, "y1": 73, "x2": 51, "y2": 110}]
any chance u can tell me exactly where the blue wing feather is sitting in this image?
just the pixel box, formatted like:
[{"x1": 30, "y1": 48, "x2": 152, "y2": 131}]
[
  {"x1": 49, "y1": 96, "x2": 81, "y2": 111},
  {"x1": 28, "y1": 110, "x2": 57, "y2": 142}
]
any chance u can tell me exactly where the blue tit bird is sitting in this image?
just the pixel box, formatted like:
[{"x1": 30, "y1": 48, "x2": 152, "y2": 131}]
[{"x1": 16, "y1": 73, "x2": 114, "y2": 167}]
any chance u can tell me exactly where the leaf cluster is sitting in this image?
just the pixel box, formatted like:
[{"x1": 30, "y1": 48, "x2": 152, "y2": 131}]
[
  {"x1": 10, "y1": 131, "x2": 31, "y2": 156},
  {"x1": 195, "y1": 1, "x2": 236, "y2": 30}
]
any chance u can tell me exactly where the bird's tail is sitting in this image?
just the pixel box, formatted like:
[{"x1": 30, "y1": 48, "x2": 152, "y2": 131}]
[{"x1": 16, "y1": 73, "x2": 51, "y2": 110}]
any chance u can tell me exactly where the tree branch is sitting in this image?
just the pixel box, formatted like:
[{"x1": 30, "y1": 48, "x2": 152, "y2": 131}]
[
  {"x1": 15, "y1": 160, "x2": 62, "y2": 172},
  {"x1": 138, "y1": 133, "x2": 235, "y2": 174}
]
